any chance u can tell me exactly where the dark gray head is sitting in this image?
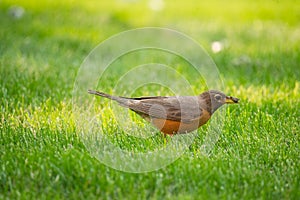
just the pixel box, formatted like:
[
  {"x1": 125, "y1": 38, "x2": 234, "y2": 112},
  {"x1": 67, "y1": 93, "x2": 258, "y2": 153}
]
[{"x1": 200, "y1": 90, "x2": 239, "y2": 114}]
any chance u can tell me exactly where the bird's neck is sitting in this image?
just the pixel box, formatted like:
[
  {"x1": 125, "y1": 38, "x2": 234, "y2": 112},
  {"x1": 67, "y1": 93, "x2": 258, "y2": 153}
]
[{"x1": 198, "y1": 97, "x2": 213, "y2": 115}]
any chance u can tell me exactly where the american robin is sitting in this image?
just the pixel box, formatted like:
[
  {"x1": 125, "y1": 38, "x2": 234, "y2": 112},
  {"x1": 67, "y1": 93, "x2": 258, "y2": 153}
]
[{"x1": 88, "y1": 90, "x2": 239, "y2": 135}]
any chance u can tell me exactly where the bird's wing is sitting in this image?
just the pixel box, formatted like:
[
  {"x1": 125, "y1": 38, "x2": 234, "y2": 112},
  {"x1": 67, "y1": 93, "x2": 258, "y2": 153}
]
[{"x1": 127, "y1": 96, "x2": 203, "y2": 123}]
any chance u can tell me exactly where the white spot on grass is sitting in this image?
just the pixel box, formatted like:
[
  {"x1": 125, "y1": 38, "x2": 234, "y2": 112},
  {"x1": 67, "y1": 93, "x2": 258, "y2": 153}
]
[
  {"x1": 8, "y1": 5, "x2": 25, "y2": 19},
  {"x1": 211, "y1": 41, "x2": 223, "y2": 53},
  {"x1": 148, "y1": 0, "x2": 165, "y2": 11}
]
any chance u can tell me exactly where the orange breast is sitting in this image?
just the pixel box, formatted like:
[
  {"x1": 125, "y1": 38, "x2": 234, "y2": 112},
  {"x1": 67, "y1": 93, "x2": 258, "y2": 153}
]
[{"x1": 150, "y1": 110, "x2": 211, "y2": 135}]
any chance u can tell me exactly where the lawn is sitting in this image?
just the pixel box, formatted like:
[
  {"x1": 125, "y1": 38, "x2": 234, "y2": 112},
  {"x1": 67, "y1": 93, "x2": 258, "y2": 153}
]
[{"x1": 1, "y1": 0, "x2": 299, "y2": 199}]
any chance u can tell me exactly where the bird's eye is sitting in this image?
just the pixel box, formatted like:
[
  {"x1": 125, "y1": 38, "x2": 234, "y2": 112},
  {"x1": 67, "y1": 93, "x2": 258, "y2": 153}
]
[{"x1": 214, "y1": 94, "x2": 222, "y2": 101}]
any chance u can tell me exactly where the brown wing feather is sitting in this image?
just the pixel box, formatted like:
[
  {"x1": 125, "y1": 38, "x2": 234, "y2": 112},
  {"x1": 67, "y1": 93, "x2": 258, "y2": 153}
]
[{"x1": 127, "y1": 96, "x2": 203, "y2": 123}]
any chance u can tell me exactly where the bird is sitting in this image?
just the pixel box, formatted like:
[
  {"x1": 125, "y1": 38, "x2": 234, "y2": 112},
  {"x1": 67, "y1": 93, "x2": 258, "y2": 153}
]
[{"x1": 88, "y1": 89, "x2": 239, "y2": 135}]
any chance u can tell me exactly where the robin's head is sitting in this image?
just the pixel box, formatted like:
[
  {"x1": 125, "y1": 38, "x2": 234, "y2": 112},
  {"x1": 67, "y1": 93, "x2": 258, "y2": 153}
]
[{"x1": 200, "y1": 90, "x2": 239, "y2": 114}]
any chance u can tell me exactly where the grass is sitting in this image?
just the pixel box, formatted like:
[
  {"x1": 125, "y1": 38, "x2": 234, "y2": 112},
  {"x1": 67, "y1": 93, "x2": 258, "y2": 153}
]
[{"x1": 1, "y1": 0, "x2": 299, "y2": 199}]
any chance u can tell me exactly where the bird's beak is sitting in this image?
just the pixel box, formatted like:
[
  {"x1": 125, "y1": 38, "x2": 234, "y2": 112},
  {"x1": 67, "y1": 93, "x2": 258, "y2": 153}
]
[{"x1": 225, "y1": 96, "x2": 239, "y2": 104}]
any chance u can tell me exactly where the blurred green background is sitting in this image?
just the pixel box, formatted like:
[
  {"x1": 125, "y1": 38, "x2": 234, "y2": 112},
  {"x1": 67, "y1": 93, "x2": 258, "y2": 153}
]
[{"x1": 1, "y1": 0, "x2": 299, "y2": 199}]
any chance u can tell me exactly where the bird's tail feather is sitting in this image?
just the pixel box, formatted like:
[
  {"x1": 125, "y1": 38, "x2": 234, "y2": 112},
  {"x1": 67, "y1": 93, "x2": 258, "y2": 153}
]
[
  {"x1": 88, "y1": 89, "x2": 130, "y2": 107},
  {"x1": 88, "y1": 90, "x2": 114, "y2": 99}
]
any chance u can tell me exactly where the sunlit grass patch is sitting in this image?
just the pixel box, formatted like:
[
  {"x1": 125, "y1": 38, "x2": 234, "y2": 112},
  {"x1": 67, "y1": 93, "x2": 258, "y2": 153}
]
[
  {"x1": 229, "y1": 81, "x2": 300, "y2": 105},
  {"x1": 5, "y1": 100, "x2": 74, "y2": 133}
]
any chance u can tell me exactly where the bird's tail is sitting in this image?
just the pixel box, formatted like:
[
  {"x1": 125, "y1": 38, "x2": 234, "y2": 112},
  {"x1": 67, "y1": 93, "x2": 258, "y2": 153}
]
[
  {"x1": 88, "y1": 89, "x2": 115, "y2": 99},
  {"x1": 88, "y1": 89, "x2": 130, "y2": 107}
]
